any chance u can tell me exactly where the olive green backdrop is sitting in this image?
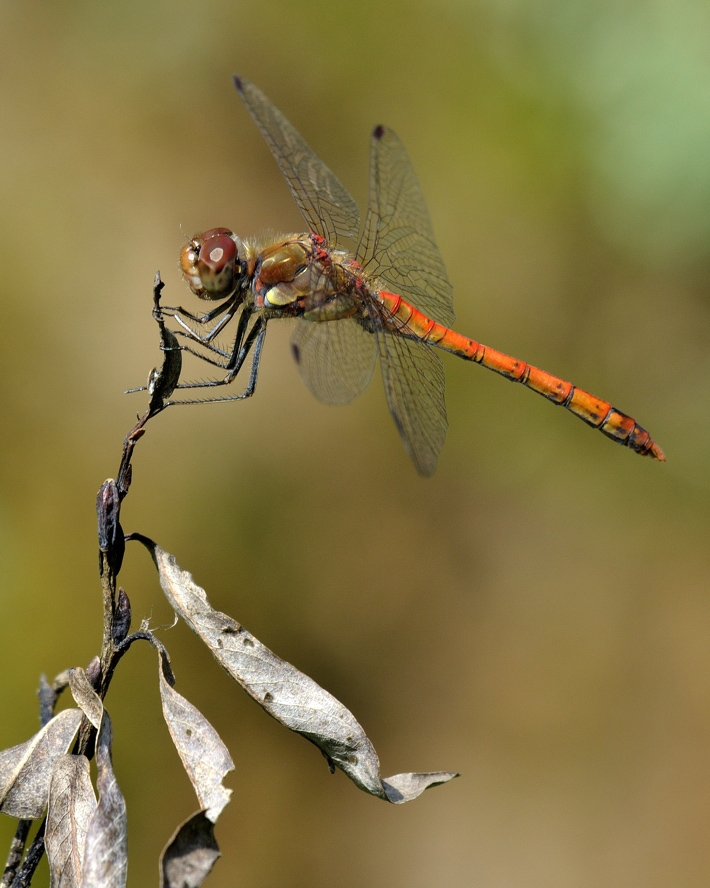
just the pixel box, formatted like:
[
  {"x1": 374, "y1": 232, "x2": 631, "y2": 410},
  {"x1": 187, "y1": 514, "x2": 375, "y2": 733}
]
[{"x1": 1, "y1": 0, "x2": 708, "y2": 886}]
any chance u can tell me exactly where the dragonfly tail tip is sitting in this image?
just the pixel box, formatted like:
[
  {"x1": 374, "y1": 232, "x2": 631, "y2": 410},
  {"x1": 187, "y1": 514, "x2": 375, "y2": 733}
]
[{"x1": 651, "y1": 443, "x2": 666, "y2": 461}]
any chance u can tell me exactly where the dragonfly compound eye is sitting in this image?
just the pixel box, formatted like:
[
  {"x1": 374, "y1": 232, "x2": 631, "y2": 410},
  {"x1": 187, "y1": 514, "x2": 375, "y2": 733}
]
[{"x1": 180, "y1": 228, "x2": 239, "y2": 300}]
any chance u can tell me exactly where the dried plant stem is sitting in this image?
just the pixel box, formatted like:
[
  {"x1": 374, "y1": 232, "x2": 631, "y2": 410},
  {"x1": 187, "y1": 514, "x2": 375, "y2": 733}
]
[
  {"x1": 0, "y1": 821, "x2": 30, "y2": 888},
  {"x1": 2, "y1": 273, "x2": 174, "y2": 887},
  {"x1": 7, "y1": 823, "x2": 44, "y2": 888}
]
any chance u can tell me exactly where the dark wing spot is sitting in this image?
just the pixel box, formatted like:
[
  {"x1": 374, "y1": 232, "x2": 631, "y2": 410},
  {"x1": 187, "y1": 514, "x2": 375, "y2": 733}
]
[
  {"x1": 373, "y1": 125, "x2": 385, "y2": 140},
  {"x1": 232, "y1": 75, "x2": 244, "y2": 92},
  {"x1": 292, "y1": 342, "x2": 301, "y2": 364}
]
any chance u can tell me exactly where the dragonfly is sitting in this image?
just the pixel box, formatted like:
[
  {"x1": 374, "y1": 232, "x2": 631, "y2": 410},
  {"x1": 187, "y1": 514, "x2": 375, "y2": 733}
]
[{"x1": 162, "y1": 75, "x2": 665, "y2": 475}]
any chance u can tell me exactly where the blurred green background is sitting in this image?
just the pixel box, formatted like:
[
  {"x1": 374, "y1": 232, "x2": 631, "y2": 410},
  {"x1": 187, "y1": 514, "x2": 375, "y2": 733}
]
[{"x1": 1, "y1": 0, "x2": 709, "y2": 885}]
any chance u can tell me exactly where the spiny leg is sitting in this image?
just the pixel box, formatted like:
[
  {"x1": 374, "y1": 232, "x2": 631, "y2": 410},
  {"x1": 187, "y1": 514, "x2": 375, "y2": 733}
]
[
  {"x1": 174, "y1": 310, "x2": 255, "y2": 387},
  {"x1": 171, "y1": 307, "x2": 252, "y2": 370},
  {"x1": 173, "y1": 334, "x2": 232, "y2": 363},
  {"x1": 124, "y1": 317, "x2": 240, "y2": 395},
  {"x1": 160, "y1": 294, "x2": 237, "y2": 325},
  {"x1": 164, "y1": 317, "x2": 267, "y2": 405},
  {"x1": 161, "y1": 293, "x2": 242, "y2": 344}
]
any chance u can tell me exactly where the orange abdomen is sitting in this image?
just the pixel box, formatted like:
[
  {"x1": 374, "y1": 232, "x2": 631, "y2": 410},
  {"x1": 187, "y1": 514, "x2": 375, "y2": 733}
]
[{"x1": 379, "y1": 291, "x2": 665, "y2": 460}]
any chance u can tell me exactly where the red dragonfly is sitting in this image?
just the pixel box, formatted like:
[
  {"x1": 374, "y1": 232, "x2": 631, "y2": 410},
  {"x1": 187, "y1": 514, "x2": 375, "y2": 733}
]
[{"x1": 164, "y1": 76, "x2": 664, "y2": 475}]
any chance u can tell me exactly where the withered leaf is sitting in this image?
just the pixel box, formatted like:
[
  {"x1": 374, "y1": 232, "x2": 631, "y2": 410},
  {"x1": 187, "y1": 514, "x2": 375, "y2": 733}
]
[
  {"x1": 46, "y1": 754, "x2": 97, "y2": 888},
  {"x1": 140, "y1": 539, "x2": 459, "y2": 803},
  {"x1": 75, "y1": 687, "x2": 127, "y2": 888},
  {"x1": 160, "y1": 811, "x2": 220, "y2": 888},
  {"x1": 156, "y1": 642, "x2": 234, "y2": 822},
  {"x1": 68, "y1": 668, "x2": 104, "y2": 730},
  {"x1": 380, "y1": 771, "x2": 460, "y2": 803},
  {"x1": 0, "y1": 708, "x2": 84, "y2": 818}
]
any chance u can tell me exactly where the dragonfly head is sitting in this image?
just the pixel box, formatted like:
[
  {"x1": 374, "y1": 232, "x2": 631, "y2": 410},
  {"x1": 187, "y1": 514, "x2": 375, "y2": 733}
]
[{"x1": 180, "y1": 228, "x2": 245, "y2": 300}]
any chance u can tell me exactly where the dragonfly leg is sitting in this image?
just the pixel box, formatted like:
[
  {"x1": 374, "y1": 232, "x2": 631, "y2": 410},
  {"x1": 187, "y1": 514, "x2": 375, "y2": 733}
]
[
  {"x1": 125, "y1": 304, "x2": 246, "y2": 396},
  {"x1": 172, "y1": 332, "x2": 232, "y2": 362},
  {"x1": 163, "y1": 317, "x2": 266, "y2": 405},
  {"x1": 160, "y1": 297, "x2": 235, "y2": 326},
  {"x1": 174, "y1": 342, "x2": 232, "y2": 367},
  {"x1": 169, "y1": 307, "x2": 238, "y2": 344},
  {"x1": 161, "y1": 294, "x2": 242, "y2": 344},
  {"x1": 172, "y1": 309, "x2": 252, "y2": 385},
  {"x1": 170, "y1": 306, "x2": 252, "y2": 370}
]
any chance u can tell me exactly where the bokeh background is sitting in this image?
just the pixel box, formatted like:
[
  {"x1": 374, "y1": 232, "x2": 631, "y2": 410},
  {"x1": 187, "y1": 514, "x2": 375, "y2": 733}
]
[{"x1": 1, "y1": 1, "x2": 709, "y2": 885}]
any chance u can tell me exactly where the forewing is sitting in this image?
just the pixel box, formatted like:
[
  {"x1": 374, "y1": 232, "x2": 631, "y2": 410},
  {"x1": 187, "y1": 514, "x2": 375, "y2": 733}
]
[
  {"x1": 358, "y1": 126, "x2": 455, "y2": 327},
  {"x1": 291, "y1": 318, "x2": 377, "y2": 405},
  {"x1": 378, "y1": 330, "x2": 448, "y2": 477},
  {"x1": 234, "y1": 77, "x2": 360, "y2": 245}
]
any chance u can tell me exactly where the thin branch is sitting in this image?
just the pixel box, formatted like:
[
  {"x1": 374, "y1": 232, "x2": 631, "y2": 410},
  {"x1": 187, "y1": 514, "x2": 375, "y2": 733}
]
[
  {"x1": 2, "y1": 271, "x2": 181, "y2": 887},
  {"x1": 9, "y1": 823, "x2": 45, "y2": 888},
  {"x1": 1, "y1": 821, "x2": 31, "y2": 888}
]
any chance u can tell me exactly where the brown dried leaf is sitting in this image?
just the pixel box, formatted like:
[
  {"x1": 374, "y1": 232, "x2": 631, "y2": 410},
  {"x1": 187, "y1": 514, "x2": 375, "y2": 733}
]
[
  {"x1": 0, "y1": 709, "x2": 84, "y2": 818},
  {"x1": 156, "y1": 642, "x2": 234, "y2": 822},
  {"x1": 69, "y1": 679, "x2": 127, "y2": 888},
  {"x1": 68, "y1": 668, "x2": 103, "y2": 730},
  {"x1": 140, "y1": 539, "x2": 459, "y2": 803},
  {"x1": 380, "y1": 771, "x2": 460, "y2": 803},
  {"x1": 46, "y1": 754, "x2": 97, "y2": 888},
  {"x1": 159, "y1": 811, "x2": 220, "y2": 888}
]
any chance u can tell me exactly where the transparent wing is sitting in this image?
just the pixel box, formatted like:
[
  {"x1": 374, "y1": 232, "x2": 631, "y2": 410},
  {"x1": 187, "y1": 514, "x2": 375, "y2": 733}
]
[
  {"x1": 357, "y1": 126, "x2": 455, "y2": 328},
  {"x1": 290, "y1": 318, "x2": 377, "y2": 405},
  {"x1": 234, "y1": 77, "x2": 360, "y2": 245},
  {"x1": 377, "y1": 328, "x2": 448, "y2": 477}
]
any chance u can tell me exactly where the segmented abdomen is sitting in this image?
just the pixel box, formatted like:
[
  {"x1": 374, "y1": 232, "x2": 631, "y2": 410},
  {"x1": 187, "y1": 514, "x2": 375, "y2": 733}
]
[{"x1": 378, "y1": 290, "x2": 665, "y2": 460}]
